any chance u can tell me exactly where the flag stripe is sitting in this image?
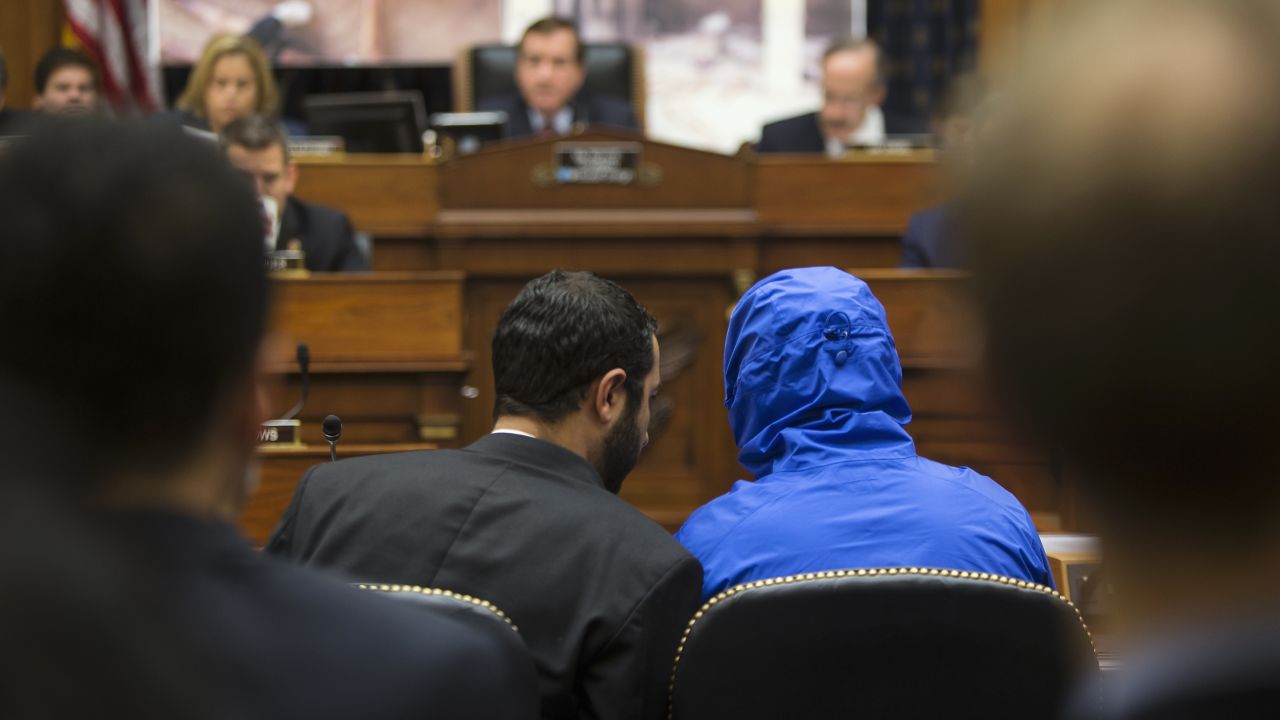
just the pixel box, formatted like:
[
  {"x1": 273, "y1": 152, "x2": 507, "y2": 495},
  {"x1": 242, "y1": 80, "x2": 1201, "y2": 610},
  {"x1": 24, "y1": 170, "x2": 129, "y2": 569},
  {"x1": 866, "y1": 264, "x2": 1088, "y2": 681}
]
[{"x1": 63, "y1": 0, "x2": 156, "y2": 113}]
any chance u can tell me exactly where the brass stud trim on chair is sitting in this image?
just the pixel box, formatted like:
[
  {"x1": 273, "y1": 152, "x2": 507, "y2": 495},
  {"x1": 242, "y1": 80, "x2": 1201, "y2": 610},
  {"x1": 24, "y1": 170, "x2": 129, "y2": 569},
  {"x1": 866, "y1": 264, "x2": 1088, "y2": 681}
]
[
  {"x1": 356, "y1": 583, "x2": 519, "y2": 633},
  {"x1": 665, "y1": 567, "x2": 1097, "y2": 720}
]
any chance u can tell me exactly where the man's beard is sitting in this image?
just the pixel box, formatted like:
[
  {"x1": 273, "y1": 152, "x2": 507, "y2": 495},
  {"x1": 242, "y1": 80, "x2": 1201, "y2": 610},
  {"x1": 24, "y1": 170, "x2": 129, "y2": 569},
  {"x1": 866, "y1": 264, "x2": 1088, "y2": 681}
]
[{"x1": 599, "y1": 403, "x2": 644, "y2": 494}]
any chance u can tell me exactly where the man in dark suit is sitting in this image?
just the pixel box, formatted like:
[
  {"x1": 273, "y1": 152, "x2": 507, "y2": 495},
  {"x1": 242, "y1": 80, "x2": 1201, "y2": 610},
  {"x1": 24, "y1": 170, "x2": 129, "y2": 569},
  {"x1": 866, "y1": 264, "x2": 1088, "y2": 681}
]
[
  {"x1": 899, "y1": 205, "x2": 959, "y2": 268},
  {"x1": 478, "y1": 17, "x2": 637, "y2": 139},
  {"x1": 267, "y1": 270, "x2": 704, "y2": 720},
  {"x1": 756, "y1": 38, "x2": 886, "y2": 155},
  {"x1": 0, "y1": 118, "x2": 535, "y2": 719},
  {"x1": 960, "y1": 1, "x2": 1280, "y2": 717},
  {"x1": 221, "y1": 114, "x2": 368, "y2": 272}
]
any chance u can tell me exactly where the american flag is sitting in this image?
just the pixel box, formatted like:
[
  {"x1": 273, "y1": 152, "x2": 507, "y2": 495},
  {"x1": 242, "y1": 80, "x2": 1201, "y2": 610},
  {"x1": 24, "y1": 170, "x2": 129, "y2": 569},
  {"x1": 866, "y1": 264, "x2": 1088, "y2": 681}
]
[{"x1": 63, "y1": 0, "x2": 161, "y2": 113}]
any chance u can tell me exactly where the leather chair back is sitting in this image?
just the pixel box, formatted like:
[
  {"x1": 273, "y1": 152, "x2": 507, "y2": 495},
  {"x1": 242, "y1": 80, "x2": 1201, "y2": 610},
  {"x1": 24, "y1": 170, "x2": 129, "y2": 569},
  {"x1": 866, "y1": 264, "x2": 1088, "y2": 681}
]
[
  {"x1": 453, "y1": 43, "x2": 645, "y2": 129},
  {"x1": 668, "y1": 568, "x2": 1098, "y2": 720},
  {"x1": 356, "y1": 583, "x2": 523, "y2": 634},
  {"x1": 355, "y1": 583, "x2": 539, "y2": 706}
]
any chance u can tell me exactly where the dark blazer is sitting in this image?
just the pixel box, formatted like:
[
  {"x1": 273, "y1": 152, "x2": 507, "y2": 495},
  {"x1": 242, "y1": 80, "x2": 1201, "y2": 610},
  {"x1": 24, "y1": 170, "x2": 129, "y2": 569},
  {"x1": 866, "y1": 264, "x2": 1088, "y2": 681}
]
[
  {"x1": 267, "y1": 433, "x2": 704, "y2": 720},
  {"x1": 756, "y1": 111, "x2": 826, "y2": 154},
  {"x1": 102, "y1": 510, "x2": 536, "y2": 720},
  {"x1": 478, "y1": 94, "x2": 638, "y2": 139},
  {"x1": 277, "y1": 195, "x2": 369, "y2": 272},
  {"x1": 899, "y1": 204, "x2": 961, "y2": 269}
]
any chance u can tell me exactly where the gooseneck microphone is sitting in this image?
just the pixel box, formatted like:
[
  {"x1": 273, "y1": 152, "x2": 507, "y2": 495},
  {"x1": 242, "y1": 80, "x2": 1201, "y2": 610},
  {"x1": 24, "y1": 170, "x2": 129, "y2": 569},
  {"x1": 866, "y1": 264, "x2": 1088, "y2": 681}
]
[
  {"x1": 322, "y1": 414, "x2": 342, "y2": 462},
  {"x1": 281, "y1": 343, "x2": 310, "y2": 421}
]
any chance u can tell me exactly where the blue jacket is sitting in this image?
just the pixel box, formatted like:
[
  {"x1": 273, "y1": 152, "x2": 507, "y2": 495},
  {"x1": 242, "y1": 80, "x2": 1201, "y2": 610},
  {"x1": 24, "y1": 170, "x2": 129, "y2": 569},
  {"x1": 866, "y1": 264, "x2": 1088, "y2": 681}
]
[{"x1": 676, "y1": 267, "x2": 1053, "y2": 600}]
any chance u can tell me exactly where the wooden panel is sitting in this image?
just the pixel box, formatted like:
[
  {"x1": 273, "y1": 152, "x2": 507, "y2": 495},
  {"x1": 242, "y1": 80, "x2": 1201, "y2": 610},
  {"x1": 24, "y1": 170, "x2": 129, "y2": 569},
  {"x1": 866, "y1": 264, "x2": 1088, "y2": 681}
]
[
  {"x1": 756, "y1": 153, "x2": 945, "y2": 235},
  {"x1": 0, "y1": 0, "x2": 64, "y2": 109},
  {"x1": 243, "y1": 443, "x2": 436, "y2": 546},
  {"x1": 433, "y1": 209, "x2": 758, "y2": 239},
  {"x1": 268, "y1": 272, "x2": 464, "y2": 366},
  {"x1": 760, "y1": 236, "x2": 902, "y2": 273},
  {"x1": 859, "y1": 269, "x2": 980, "y2": 366},
  {"x1": 443, "y1": 236, "x2": 758, "y2": 276},
  {"x1": 292, "y1": 154, "x2": 438, "y2": 237},
  {"x1": 265, "y1": 372, "x2": 465, "y2": 446},
  {"x1": 439, "y1": 128, "x2": 754, "y2": 211}
]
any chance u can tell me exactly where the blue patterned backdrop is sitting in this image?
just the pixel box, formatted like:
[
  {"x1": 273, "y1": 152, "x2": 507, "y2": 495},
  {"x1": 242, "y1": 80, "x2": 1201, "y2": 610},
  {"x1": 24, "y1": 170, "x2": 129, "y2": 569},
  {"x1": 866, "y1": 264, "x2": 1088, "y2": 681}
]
[{"x1": 869, "y1": 0, "x2": 981, "y2": 134}]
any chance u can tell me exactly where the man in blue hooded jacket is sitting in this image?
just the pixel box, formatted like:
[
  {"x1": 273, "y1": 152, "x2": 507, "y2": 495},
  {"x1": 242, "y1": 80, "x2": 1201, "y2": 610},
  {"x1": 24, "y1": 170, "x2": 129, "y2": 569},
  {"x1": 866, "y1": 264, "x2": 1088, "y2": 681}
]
[{"x1": 676, "y1": 266, "x2": 1052, "y2": 600}]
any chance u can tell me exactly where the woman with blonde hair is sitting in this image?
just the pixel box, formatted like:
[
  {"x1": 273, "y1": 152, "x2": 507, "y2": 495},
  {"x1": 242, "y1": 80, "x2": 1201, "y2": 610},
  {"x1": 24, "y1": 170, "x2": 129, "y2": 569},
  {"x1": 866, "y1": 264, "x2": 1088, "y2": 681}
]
[{"x1": 172, "y1": 33, "x2": 280, "y2": 134}]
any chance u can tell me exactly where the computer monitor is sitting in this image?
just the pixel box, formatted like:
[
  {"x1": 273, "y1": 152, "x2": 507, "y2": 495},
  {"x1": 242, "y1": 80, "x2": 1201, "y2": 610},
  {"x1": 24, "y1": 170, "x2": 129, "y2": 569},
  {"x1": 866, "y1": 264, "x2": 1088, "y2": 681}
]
[
  {"x1": 427, "y1": 112, "x2": 507, "y2": 155},
  {"x1": 303, "y1": 91, "x2": 427, "y2": 153}
]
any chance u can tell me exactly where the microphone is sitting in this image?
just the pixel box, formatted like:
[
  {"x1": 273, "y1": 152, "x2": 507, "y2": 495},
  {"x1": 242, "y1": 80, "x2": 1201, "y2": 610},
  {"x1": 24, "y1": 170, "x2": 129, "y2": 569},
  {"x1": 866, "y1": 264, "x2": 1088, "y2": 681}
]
[
  {"x1": 322, "y1": 414, "x2": 342, "y2": 462},
  {"x1": 281, "y1": 343, "x2": 310, "y2": 421}
]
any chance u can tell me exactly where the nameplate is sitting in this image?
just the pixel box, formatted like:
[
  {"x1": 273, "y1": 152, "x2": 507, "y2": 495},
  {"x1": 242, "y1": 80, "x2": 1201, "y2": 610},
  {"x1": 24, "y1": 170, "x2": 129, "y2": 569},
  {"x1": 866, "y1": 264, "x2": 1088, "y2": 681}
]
[
  {"x1": 287, "y1": 135, "x2": 345, "y2": 156},
  {"x1": 553, "y1": 142, "x2": 641, "y2": 185},
  {"x1": 266, "y1": 250, "x2": 308, "y2": 276},
  {"x1": 259, "y1": 419, "x2": 302, "y2": 446}
]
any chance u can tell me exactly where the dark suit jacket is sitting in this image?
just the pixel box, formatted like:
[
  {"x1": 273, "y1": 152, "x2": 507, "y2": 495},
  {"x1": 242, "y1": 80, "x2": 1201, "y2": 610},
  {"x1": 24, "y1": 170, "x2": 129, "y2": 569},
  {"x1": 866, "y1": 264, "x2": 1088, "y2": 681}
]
[
  {"x1": 266, "y1": 433, "x2": 704, "y2": 720},
  {"x1": 899, "y1": 204, "x2": 961, "y2": 269},
  {"x1": 103, "y1": 510, "x2": 537, "y2": 719},
  {"x1": 478, "y1": 94, "x2": 638, "y2": 139},
  {"x1": 755, "y1": 111, "x2": 826, "y2": 153},
  {"x1": 278, "y1": 196, "x2": 369, "y2": 272}
]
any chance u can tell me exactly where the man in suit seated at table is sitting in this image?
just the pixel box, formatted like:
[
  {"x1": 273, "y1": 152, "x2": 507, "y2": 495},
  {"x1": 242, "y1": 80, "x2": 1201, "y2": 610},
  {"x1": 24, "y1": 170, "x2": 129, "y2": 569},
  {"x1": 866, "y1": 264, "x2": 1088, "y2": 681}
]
[
  {"x1": 960, "y1": 1, "x2": 1280, "y2": 717},
  {"x1": 676, "y1": 266, "x2": 1052, "y2": 601},
  {"x1": 267, "y1": 270, "x2": 702, "y2": 720},
  {"x1": 0, "y1": 118, "x2": 533, "y2": 719},
  {"x1": 756, "y1": 38, "x2": 887, "y2": 155},
  {"x1": 900, "y1": 74, "x2": 985, "y2": 269},
  {"x1": 479, "y1": 17, "x2": 638, "y2": 139},
  {"x1": 220, "y1": 113, "x2": 368, "y2": 272}
]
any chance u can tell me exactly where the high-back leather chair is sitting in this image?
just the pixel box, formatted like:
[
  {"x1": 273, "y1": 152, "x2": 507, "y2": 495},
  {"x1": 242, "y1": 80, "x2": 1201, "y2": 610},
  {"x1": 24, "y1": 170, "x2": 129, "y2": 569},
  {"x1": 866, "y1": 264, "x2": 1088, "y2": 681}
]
[
  {"x1": 355, "y1": 583, "x2": 540, "y2": 712},
  {"x1": 453, "y1": 44, "x2": 645, "y2": 130},
  {"x1": 668, "y1": 568, "x2": 1098, "y2": 720}
]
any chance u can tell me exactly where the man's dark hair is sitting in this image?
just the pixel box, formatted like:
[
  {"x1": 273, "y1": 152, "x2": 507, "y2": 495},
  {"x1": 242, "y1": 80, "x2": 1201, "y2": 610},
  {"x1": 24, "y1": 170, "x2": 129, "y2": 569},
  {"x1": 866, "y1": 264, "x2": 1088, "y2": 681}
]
[
  {"x1": 492, "y1": 270, "x2": 656, "y2": 423},
  {"x1": 958, "y1": 0, "x2": 1280, "y2": 546},
  {"x1": 519, "y1": 16, "x2": 585, "y2": 64},
  {"x1": 0, "y1": 119, "x2": 268, "y2": 478},
  {"x1": 34, "y1": 47, "x2": 99, "y2": 94},
  {"x1": 823, "y1": 37, "x2": 885, "y2": 87},
  {"x1": 220, "y1": 113, "x2": 290, "y2": 161}
]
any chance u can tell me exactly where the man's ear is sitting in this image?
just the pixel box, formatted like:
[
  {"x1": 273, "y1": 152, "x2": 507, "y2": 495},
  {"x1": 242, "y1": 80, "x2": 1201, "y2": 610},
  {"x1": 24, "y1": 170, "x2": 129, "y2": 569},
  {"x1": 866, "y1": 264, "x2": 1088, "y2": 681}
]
[
  {"x1": 873, "y1": 84, "x2": 888, "y2": 107},
  {"x1": 593, "y1": 368, "x2": 628, "y2": 423}
]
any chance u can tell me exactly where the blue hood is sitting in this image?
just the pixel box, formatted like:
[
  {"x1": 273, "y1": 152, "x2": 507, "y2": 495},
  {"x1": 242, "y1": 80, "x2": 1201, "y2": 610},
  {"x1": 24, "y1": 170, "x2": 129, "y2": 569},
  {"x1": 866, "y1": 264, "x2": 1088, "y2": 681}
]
[{"x1": 725, "y1": 267, "x2": 914, "y2": 477}]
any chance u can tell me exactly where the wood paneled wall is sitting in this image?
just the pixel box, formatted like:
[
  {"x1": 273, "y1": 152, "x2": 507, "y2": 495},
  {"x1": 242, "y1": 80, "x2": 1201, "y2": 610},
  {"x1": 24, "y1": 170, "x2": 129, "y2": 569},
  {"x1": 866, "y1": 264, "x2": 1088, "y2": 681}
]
[{"x1": 0, "y1": 0, "x2": 64, "y2": 109}]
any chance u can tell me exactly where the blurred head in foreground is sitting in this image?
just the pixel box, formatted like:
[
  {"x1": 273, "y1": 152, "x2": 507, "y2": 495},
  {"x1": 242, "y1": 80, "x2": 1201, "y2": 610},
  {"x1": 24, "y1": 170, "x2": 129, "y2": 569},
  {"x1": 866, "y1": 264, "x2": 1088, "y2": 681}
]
[
  {"x1": 959, "y1": 0, "x2": 1280, "y2": 629},
  {"x1": 0, "y1": 119, "x2": 268, "y2": 505},
  {"x1": 0, "y1": 118, "x2": 266, "y2": 715}
]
